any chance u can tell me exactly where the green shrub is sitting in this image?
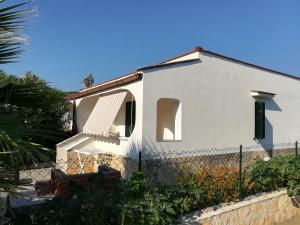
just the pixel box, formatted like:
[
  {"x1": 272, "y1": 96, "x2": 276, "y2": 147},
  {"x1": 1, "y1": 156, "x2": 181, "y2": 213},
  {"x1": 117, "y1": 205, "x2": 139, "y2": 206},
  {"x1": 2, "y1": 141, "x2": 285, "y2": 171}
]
[
  {"x1": 6, "y1": 156, "x2": 300, "y2": 225},
  {"x1": 5, "y1": 172, "x2": 206, "y2": 225},
  {"x1": 247, "y1": 157, "x2": 287, "y2": 193},
  {"x1": 247, "y1": 156, "x2": 300, "y2": 196},
  {"x1": 116, "y1": 173, "x2": 206, "y2": 225}
]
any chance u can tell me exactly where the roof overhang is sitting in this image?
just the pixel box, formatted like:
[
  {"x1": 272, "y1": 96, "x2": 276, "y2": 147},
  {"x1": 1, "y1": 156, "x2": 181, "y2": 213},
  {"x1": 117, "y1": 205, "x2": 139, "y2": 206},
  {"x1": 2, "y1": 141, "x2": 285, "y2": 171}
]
[
  {"x1": 67, "y1": 72, "x2": 142, "y2": 100},
  {"x1": 250, "y1": 90, "x2": 276, "y2": 99},
  {"x1": 67, "y1": 46, "x2": 299, "y2": 101}
]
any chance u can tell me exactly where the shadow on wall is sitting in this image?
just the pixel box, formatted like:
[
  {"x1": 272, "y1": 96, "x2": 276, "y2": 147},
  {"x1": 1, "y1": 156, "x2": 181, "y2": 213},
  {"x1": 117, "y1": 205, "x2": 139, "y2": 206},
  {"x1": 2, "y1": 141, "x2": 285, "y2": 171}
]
[
  {"x1": 76, "y1": 96, "x2": 99, "y2": 131},
  {"x1": 125, "y1": 138, "x2": 142, "y2": 159},
  {"x1": 95, "y1": 136, "x2": 120, "y2": 145},
  {"x1": 265, "y1": 98, "x2": 281, "y2": 112},
  {"x1": 257, "y1": 118, "x2": 273, "y2": 157},
  {"x1": 257, "y1": 98, "x2": 281, "y2": 156}
]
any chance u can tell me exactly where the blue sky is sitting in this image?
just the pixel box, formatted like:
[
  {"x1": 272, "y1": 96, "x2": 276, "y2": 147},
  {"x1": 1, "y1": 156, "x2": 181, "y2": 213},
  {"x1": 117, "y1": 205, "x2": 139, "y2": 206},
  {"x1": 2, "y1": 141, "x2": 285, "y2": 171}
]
[{"x1": 2, "y1": 0, "x2": 300, "y2": 91}]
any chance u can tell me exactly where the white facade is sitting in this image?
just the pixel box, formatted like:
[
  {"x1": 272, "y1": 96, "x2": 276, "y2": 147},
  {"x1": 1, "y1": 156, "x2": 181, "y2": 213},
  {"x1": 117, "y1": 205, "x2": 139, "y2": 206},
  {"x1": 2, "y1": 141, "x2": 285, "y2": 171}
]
[
  {"x1": 56, "y1": 80, "x2": 143, "y2": 162},
  {"x1": 142, "y1": 52, "x2": 300, "y2": 154},
  {"x1": 57, "y1": 49, "x2": 300, "y2": 160}
]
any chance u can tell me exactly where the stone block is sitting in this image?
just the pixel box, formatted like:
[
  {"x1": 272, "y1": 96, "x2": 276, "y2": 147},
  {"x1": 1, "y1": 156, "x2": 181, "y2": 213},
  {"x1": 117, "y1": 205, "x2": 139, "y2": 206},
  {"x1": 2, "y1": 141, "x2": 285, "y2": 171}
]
[
  {"x1": 243, "y1": 214, "x2": 252, "y2": 225},
  {"x1": 264, "y1": 215, "x2": 274, "y2": 225},
  {"x1": 278, "y1": 195, "x2": 287, "y2": 209},
  {"x1": 219, "y1": 212, "x2": 229, "y2": 225},
  {"x1": 269, "y1": 198, "x2": 278, "y2": 212},
  {"x1": 238, "y1": 206, "x2": 249, "y2": 219},
  {"x1": 200, "y1": 219, "x2": 212, "y2": 225},
  {"x1": 250, "y1": 202, "x2": 262, "y2": 214},
  {"x1": 274, "y1": 213, "x2": 283, "y2": 224}
]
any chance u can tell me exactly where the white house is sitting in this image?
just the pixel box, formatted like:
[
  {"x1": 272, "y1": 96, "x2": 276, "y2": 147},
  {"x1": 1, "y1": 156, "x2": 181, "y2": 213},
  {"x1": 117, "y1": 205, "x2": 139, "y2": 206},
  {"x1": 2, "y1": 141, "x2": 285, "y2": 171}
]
[{"x1": 56, "y1": 47, "x2": 300, "y2": 173}]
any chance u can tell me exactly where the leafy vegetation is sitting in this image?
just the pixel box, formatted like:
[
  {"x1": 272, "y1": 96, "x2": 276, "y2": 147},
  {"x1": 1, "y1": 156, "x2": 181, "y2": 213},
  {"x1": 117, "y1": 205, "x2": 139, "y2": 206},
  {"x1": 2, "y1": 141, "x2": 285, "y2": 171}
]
[
  {"x1": 0, "y1": 1, "x2": 55, "y2": 196},
  {"x1": 0, "y1": 1, "x2": 67, "y2": 195},
  {"x1": 0, "y1": 70, "x2": 67, "y2": 196},
  {"x1": 0, "y1": 71, "x2": 67, "y2": 149},
  {"x1": 5, "y1": 172, "x2": 206, "y2": 225},
  {"x1": 247, "y1": 156, "x2": 300, "y2": 196},
  {"x1": 5, "y1": 156, "x2": 300, "y2": 225},
  {"x1": 179, "y1": 165, "x2": 240, "y2": 205},
  {"x1": 0, "y1": 1, "x2": 31, "y2": 64}
]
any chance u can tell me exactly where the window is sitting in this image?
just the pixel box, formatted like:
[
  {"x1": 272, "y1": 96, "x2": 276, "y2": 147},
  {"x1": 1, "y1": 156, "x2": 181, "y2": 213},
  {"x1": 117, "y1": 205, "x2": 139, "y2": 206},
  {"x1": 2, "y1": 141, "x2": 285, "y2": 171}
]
[
  {"x1": 156, "y1": 98, "x2": 181, "y2": 141},
  {"x1": 255, "y1": 101, "x2": 265, "y2": 139},
  {"x1": 125, "y1": 101, "x2": 136, "y2": 137}
]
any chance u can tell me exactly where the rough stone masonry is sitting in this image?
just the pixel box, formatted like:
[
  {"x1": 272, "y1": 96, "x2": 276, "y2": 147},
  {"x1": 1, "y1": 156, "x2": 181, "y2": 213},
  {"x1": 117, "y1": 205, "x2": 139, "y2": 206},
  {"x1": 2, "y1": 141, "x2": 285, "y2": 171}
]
[{"x1": 179, "y1": 189, "x2": 300, "y2": 225}]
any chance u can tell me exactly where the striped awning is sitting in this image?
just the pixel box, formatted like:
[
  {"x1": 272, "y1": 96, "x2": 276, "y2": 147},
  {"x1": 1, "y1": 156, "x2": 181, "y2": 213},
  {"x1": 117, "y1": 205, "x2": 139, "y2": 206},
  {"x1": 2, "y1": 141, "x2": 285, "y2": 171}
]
[{"x1": 82, "y1": 91, "x2": 127, "y2": 136}]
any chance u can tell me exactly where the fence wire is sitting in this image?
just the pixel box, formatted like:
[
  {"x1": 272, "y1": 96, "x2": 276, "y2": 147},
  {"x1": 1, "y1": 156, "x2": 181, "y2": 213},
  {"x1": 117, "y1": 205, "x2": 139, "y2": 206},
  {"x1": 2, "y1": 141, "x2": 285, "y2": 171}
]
[{"x1": 2, "y1": 141, "x2": 299, "y2": 207}]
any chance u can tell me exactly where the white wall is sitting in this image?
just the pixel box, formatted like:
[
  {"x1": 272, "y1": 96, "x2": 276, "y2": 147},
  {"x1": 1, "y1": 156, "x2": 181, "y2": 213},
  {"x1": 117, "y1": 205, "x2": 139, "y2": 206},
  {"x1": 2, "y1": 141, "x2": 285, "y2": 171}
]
[
  {"x1": 156, "y1": 99, "x2": 181, "y2": 141},
  {"x1": 113, "y1": 94, "x2": 135, "y2": 137},
  {"x1": 163, "y1": 51, "x2": 200, "y2": 64},
  {"x1": 74, "y1": 80, "x2": 143, "y2": 158},
  {"x1": 76, "y1": 95, "x2": 99, "y2": 132},
  {"x1": 142, "y1": 52, "x2": 300, "y2": 154}
]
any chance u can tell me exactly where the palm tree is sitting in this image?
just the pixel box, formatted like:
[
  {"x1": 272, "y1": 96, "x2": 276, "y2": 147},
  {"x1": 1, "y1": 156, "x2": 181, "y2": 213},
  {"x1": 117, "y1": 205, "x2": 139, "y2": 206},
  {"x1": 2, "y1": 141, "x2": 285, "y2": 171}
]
[
  {"x1": 0, "y1": 1, "x2": 30, "y2": 64},
  {"x1": 0, "y1": 1, "x2": 49, "y2": 196}
]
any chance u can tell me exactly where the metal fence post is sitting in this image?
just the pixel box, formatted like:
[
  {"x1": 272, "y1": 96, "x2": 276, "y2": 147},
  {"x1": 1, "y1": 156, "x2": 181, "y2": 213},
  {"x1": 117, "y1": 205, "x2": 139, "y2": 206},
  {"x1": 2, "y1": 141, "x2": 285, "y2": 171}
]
[
  {"x1": 296, "y1": 141, "x2": 298, "y2": 158},
  {"x1": 239, "y1": 145, "x2": 243, "y2": 199},
  {"x1": 138, "y1": 151, "x2": 142, "y2": 172}
]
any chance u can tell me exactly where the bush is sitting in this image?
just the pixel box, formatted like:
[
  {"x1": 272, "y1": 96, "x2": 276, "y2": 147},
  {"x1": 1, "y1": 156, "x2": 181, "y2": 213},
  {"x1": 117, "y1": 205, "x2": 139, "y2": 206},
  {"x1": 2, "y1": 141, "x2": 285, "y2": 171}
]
[
  {"x1": 247, "y1": 156, "x2": 300, "y2": 196},
  {"x1": 5, "y1": 172, "x2": 206, "y2": 225},
  {"x1": 6, "y1": 156, "x2": 300, "y2": 225},
  {"x1": 247, "y1": 157, "x2": 288, "y2": 193},
  {"x1": 179, "y1": 165, "x2": 240, "y2": 205}
]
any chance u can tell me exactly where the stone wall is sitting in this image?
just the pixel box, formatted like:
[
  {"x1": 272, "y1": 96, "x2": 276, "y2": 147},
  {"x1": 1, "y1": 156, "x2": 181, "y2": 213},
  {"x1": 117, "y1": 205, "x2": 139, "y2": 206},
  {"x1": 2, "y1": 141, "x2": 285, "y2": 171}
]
[
  {"x1": 141, "y1": 147, "x2": 296, "y2": 184},
  {"x1": 179, "y1": 190, "x2": 300, "y2": 225},
  {"x1": 64, "y1": 150, "x2": 138, "y2": 178},
  {"x1": 63, "y1": 147, "x2": 295, "y2": 183}
]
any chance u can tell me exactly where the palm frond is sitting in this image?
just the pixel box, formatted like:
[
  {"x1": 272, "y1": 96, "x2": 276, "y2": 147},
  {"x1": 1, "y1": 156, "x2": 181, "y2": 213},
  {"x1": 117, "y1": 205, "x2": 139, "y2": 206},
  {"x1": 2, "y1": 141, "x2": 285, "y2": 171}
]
[
  {"x1": 0, "y1": 130, "x2": 50, "y2": 167},
  {"x1": 0, "y1": 1, "x2": 31, "y2": 64}
]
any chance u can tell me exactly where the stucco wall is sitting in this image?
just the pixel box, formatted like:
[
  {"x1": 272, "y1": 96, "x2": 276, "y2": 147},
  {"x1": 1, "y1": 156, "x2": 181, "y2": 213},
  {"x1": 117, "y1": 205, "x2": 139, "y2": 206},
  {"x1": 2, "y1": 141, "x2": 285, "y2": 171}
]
[
  {"x1": 74, "y1": 80, "x2": 143, "y2": 157},
  {"x1": 142, "y1": 52, "x2": 300, "y2": 154},
  {"x1": 76, "y1": 95, "x2": 99, "y2": 132},
  {"x1": 163, "y1": 51, "x2": 200, "y2": 64}
]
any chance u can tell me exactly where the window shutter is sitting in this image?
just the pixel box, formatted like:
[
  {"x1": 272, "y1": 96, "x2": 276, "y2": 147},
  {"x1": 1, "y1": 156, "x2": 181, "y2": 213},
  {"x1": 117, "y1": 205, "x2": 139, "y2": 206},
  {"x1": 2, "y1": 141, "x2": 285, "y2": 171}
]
[
  {"x1": 125, "y1": 101, "x2": 136, "y2": 137},
  {"x1": 255, "y1": 101, "x2": 265, "y2": 139}
]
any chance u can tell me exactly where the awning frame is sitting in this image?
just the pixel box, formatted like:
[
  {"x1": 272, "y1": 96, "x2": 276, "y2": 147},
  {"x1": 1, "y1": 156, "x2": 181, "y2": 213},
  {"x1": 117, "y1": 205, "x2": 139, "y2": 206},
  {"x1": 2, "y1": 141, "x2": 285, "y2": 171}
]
[{"x1": 82, "y1": 91, "x2": 128, "y2": 137}]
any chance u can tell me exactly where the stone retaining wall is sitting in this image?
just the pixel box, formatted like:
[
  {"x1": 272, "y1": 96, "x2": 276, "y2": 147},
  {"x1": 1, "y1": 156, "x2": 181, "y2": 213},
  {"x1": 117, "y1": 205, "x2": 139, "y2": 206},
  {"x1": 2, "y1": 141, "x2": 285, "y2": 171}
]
[
  {"x1": 65, "y1": 150, "x2": 138, "y2": 178},
  {"x1": 64, "y1": 148, "x2": 295, "y2": 183},
  {"x1": 179, "y1": 190, "x2": 300, "y2": 225}
]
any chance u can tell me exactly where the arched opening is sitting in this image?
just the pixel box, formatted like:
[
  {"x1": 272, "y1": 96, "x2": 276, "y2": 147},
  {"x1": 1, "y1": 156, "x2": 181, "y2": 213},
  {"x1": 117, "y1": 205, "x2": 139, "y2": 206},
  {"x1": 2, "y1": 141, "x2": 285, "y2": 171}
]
[
  {"x1": 110, "y1": 91, "x2": 136, "y2": 138},
  {"x1": 156, "y1": 98, "x2": 181, "y2": 141}
]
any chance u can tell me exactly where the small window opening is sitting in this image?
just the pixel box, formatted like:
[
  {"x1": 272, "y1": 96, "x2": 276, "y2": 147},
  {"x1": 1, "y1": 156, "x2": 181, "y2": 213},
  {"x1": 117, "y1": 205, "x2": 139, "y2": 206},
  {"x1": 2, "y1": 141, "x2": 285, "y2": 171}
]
[
  {"x1": 255, "y1": 101, "x2": 265, "y2": 139},
  {"x1": 125, "y1": 101, "x2": 136, "y2": 137},
  {"x1": 156, "y1": 98, "x2": 181, "y2": 141}
]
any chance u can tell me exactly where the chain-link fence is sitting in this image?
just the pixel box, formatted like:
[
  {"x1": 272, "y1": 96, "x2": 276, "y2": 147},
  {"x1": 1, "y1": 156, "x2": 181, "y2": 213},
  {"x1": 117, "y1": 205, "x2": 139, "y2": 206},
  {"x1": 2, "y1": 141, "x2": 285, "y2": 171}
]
[
  {"x1": 3, "y1": 141, "x2": 299, "y2": 208},
  {"x1": 140, "y1": 141, "x2": 298, "y2": 200}
]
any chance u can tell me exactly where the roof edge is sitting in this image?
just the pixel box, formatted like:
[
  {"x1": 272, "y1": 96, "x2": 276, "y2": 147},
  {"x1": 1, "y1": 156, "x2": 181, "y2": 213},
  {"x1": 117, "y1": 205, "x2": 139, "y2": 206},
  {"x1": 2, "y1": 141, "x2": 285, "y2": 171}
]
[
  {"x1": 67, "y1": 72, "x2": 142, "y2": 100},
  {"x1": 202, "y1": 50, "x2": 300, "y2": 81},
  {"x1": 157, "y1": 47, "x2": 201, "y2": 65},
  {"x1": 159, "y1": 47, "x2": 300, "y2": 81},
  {"x1": 137, "y1": 58, "x2": 201, "y2": 72},
  {"x1": 68, "y1": 46, "x2": 300, "y2": 100}
]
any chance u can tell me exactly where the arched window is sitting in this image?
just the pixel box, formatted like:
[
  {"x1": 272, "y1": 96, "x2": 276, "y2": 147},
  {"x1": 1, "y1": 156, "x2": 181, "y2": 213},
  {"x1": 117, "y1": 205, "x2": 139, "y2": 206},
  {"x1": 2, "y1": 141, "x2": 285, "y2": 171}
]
[{"x1": 156, "y1": 98, "x2": 182, "y2": 141}]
